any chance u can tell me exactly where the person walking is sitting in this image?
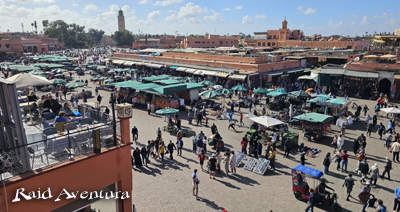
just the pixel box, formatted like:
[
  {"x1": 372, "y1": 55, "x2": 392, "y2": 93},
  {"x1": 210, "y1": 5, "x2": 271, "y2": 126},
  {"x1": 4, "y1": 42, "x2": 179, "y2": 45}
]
[
  {"x1": 381, "y1": 157, "x2": 392, "y2": 180},
  {"x1": 216, "y1": 150, "x2": 222, "y2": 174},
  {"x1": 378, "y1": 122, "x2": 385, "y2": 139},
  {"x1": 323, "y1": 152, "x2": 332, "y2": 174},
  {"x1": 394, "y1": 187, "x2": 400, "y2": 212},
  {"x1": 304, "y1": 188, "x2": 315, "y2": 212},
  {"x1": 353, "y1": 138, "x2": 360, "y2": 156},
  {"x1": 230, "y1": 151, "x2": 237, "y2": 175},
  {"x1": 239, "y1": 112, "x2": 243, "y2": 126},
  {"x1": 359, "y1": 182, "x2": 372, "y2": 212},
  {"x1": 342, "y1": 174, "x2": 355, "y2": 201},
  {"x1": 340, "y1": 150, "x2": 349, "y2": 173},
  {"x1": 176, "y1": 138, "x2": 183, "y2": 156},
  {"x1": 192, "y1": 169, "x2": 200, "y2": 200},
  {"x1": 366, "y1": 121, "x2": 373, "y2": 137},
  {"x1": 147, "y1": 102, "x2": 151, "y2": 115},
  {"x1": 283, "y1": 139, "x2": 291, "y2": 158},
  {"x1": 159, "y1": 142, "x2": 166, "y2": 164},
  {"x1": 241, "y1": 137, "x2": 248, "y2": 155},
  {"x1": 337, "y1": 134, "x2": 344, "y2": 150},
  {"x1": 334, "y1": 149, "x2": 342, "y2": 171},
  {"x1": 192, "y1": 132, "x2": 197, "y2": 153},
  {"x1": 131, "y1": 126, "x2": 138, "y2": 144},
  {"x1": 198, "y1": 150, "x2": 206, "y2": 171},
  {"x1": 196, "y1": 136, "x2": 204, "y2": 154},
  {"x1": 208, "y1": 154, "x2": 217, "y2": 179},
  {"x1": 223, "y1": 150, "x2": 230, "y2": 177},
  {"x1": 271, "y1": 133, "x2": 277, "y2": 151},
  {"x1": 268, "y1": 149, "x2": 276, "y2": 170},
  {"x1": 391, "y1": 140, "x2": 400, "y2": 162},
  {"x1": 331, "y1": 135, "x2": 338, "y2": 149},
  {"x1": 368, "y1": 163, "x2": 380, "y2": 186},
  {"x1": 359, "y1": 159, "x2": 369, "y2": 182},
  {"x1": 167, "y1": 140, "x2": 177, "y2": 162},
  {"x1": 97, "y1": 94, "x2": 102, "y2": 104},
  {"x1": 385, "y1": 131, "x2": 393, "y2": 149},
  {"x1": 255, "y1": 140, "x2": 262, "y2": 158},
  {"x1": 141, "y1": 146, "x2": 148, "y2": 167}
]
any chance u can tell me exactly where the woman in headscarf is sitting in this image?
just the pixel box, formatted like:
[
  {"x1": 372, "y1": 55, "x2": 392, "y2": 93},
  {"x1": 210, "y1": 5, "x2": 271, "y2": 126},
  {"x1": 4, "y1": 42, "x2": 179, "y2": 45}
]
[
  {"x1": 368, "y1": 163, "x2": 380, "y2": 186},
  {"x1": 132, "y1": 147, "x2": 143, "y2": 168}
]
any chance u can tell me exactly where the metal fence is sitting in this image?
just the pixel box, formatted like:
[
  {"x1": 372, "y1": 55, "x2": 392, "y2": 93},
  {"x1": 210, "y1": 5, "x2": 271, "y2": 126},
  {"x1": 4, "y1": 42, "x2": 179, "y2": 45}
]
[{"x1": 0, "y1": 123, "x2": 118, "y2": 180}]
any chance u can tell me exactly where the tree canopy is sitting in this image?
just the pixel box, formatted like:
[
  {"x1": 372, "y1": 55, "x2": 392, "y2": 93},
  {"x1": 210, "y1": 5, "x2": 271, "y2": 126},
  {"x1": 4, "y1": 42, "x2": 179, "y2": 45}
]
[
  {"x1": 112, "y1": 30, "x2": 134, "y2": 46},
  {"x1": 43, "y1": 20, "x2": 105, "y2": 48}
]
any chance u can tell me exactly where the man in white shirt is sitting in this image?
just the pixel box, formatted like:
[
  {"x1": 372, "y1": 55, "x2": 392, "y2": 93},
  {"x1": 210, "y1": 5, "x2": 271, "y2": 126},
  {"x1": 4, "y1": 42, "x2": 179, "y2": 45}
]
[
  {"x1": 338, "y1": 135, "x2": 345, "y2": 150},
  {"x1": 176, "y1": 139, "x2": 183, "y2": 156},
  {"x1": 230, "y1": 151, "x2": 237, "y2": 175}
]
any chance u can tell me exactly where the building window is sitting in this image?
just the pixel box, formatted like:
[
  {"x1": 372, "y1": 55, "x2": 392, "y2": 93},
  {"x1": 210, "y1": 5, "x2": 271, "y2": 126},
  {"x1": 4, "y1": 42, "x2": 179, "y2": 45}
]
[
  {"x1": 207, "y1": 41, "x2": 209, "y2": 44},
  {"x1": 220, "y1": 41, "x2": 223, "y2": 44},
  {"x1": 268, "y1": 42, "x2": 271, "y2": 46},
  {"x1": 272, "y1": 42, "x2": 275, "y2": 46},
  {"x1": 212, "y1": 41, "x2": 214, "y2": 44},
  {"x1": 262, "y1": 42, "x2": 266, "y2": 46},
  {"x1": 231, "y1": 41, "x2": 233, "y2": 43},
  {"x1": 5, "y1": 44, "x2": 10, "y2": 48},
  {"x1": 258, "y1": 42, "x2": 261, "y2": 46},
  {"x1": 202, "y1": 41, "x2": 205, "y2": 44},
  {"x1": 226, "y1": 41, "x2": 228, "y2": 44},
  {"x1": 273, "y1": 35, "x2": 277, "y2": 39},
  {"x1": 12, "y1": 45, "x2": 15, "y2": 48}
]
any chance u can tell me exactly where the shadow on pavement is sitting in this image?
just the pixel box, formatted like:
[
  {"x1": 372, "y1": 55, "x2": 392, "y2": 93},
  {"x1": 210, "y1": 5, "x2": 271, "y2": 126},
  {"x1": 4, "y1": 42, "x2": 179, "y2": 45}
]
[
  {"x1": 227, "y1": 173, "x2": 260, "y2": 186},
  {"x1": 199, "y1": 198, "x2": 225, "y2": 211},
  {"x1": 214, "y1": 179, "x2": 241, "y2": 190}
]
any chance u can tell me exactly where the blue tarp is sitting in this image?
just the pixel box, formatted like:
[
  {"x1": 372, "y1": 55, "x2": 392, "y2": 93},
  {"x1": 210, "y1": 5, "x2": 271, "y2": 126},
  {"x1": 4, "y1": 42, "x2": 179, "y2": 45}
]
[{"x1": 292, "y1": 165, "x2": 323, "y2": 179}]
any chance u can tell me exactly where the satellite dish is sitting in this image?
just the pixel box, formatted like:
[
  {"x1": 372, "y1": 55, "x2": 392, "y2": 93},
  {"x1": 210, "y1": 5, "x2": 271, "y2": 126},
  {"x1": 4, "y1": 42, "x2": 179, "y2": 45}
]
[{"x1": 354, "y1": 57, "x2": 360, "y2": 61}]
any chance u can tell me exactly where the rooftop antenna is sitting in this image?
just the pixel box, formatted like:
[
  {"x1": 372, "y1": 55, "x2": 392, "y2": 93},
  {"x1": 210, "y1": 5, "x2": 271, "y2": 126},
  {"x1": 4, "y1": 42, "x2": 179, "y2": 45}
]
[{"x1": 21, "y1": 23, "x2": 24, "y2": 33}]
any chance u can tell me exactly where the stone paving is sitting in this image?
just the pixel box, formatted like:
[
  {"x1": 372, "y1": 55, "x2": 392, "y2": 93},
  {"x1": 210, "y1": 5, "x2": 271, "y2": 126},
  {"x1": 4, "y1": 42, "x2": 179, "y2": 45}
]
[{"x1": 61, "y1": 72, "x2": 399, "y2": 212}]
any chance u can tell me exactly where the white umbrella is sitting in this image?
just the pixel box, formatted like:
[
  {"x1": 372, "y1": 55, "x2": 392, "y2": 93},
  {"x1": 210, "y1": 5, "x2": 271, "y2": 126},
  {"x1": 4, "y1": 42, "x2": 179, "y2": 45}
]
[
  {"x1": 249, "y1": 116, "x2": 284, "y2": 127},
  {"x1": 381, "y1": 107, "x2": 400, "y2": 114},
  {"x1": 289, "y1": 104, "x2": 293, "y2": 120},
  {"x1": 7, "y1": 73, "x2": 51, "y2": 88},
  {"x1": 213, "y1": 85, "x2": 223, "y2": 89},
  {"x1": 7, "y1": 73, "x2": 51, "y2": 125}
]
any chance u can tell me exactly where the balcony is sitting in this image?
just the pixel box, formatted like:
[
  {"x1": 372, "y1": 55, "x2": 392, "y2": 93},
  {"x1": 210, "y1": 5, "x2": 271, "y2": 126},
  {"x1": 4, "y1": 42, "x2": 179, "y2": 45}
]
[{"x1": 0, "y1": 104, "x2": 122, "y2": 181}]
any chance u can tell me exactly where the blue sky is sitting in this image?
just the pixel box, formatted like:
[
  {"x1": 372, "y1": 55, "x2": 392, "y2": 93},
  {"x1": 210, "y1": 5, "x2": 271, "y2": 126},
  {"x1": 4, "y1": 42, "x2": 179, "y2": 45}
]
[{"x1": 0, "y1": 0, "x2": 399, "y2": 36}]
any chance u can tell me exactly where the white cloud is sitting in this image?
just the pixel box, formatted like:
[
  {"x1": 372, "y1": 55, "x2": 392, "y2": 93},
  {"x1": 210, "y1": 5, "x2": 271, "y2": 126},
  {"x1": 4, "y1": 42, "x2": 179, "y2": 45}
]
[
  {"x1": 72, "y1": 2, "x2": 79, "y2": 6},
  {"x1": 350, "y1": 14, "x2": 359, "y2": 19},
  {"x1": 242, "y1": 15, "x2": 252, "y2": 24},
  {"x1": 178, "y1": 3, "x2": 208, "y2": 17},
  {"x1": 6, "y1": 0, "x2": 55, "y2": 3},
  {"x1": 168, "y1": 9, "x2": 175, "y2": 13},
  {"x1": 299, "y1": 24, "x2": 304, "y2": 28},
  {"x1": 235, "y1": 5, "x2": 243, "y2": 10},
  {"x1": 164, "y1": 14, "x2": 178, "y2": 21},
  {"x1": 84, "y1": 3, "x2": 98, "y2": 12},
  {"x1": 147, "y1": 10, "x2": 160, "y2": 19},
  {"x1": 203, "y1": 9, "x2": 223, "y2": 21},
  {"x1": 297, "y1": 6, "x2": 316, "y2": 15},
  {"x1": 360, "y1": 16, "x2": 370, "y2": 25},
  {"x1": 222, "y1": 8, "x2": 230, "y2": 11},
  {"x1": 255, "y1": 14, "x2": 266, "y2": 19},
  {"x1": 153, "y1": 0, "x2": 183, "y2": 6},
  {"x1": 373, "y1": 12, "x2": 392, "y2": 19},
  {"x1": 139, "y1": 0, "x2": 150, "y2": 4},
  {"x1": 138, "y1": 19, "x2": 153, "y2": 25},
  {"x1": 328, "y1": 20, "x2": 343, "y2": 28},
  {"x1": 100, "y1": 4, "x2": 134, "y2": 17}
]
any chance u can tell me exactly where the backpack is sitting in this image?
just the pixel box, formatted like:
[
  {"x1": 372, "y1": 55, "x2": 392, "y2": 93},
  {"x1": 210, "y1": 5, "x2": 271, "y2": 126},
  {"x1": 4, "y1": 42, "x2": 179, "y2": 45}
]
[
  {"x1": 379, "y1": 205, "x2": 386, "y2": 212},
  {"x1": 197, "y1": 139, "x2": 204, "y2": 148}
]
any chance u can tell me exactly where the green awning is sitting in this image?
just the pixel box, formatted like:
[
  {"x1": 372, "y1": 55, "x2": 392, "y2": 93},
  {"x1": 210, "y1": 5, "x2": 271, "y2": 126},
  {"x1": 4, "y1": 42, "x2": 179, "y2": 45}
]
[
  {"x1": 293, "y1": 113, "x2": 333, "y2": 124},
  {"x1": 170, "y1": 66, "x2": 180, "y2": 69},
  {"x1": 266, "y1": 91, "x2": 288, "y2": 97},
  {"x1": 153, "y1": 84, "x2": 187, "y2": 95},
  {"x1": 154, "y1": 79, "x2": 181, "y2": 85},
  {"x1": 317, "y1": 74, "x2": 330, "y2": 86},
  {"x1": 111, "y1": 81, "x2": 141, "y2": 88},
  {"x1": 8, "y1": 65, "x2": 40, "y2": 72},
  {"x1": 129, "y1": 83, "x2": 160, "y2": 90}
]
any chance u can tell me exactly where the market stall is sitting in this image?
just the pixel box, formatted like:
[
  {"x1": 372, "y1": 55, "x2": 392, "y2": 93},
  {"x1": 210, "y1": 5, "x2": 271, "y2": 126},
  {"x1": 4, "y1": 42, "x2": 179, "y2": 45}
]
[
  {"x1": 266, "y1": 92, "x2": 288, "y2": 110},
  {"x1": 293, "y1": 113, "x2": 333, "y2": 141},
  {"x1": 288, "y1": 90, "x2": 311, "y2": 106}
]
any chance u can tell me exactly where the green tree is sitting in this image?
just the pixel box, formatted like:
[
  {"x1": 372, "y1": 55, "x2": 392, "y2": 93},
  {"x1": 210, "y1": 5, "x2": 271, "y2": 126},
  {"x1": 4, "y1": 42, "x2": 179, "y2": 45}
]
[
  {"x1": 112, "y1": 30, "x2": 134, "y2": 46},
  {"x1": 42, "y1": 20, "x2": 49, "y2": 30},
  {"x1": 205, "y1": 32, "x2": 209, "y2": 37}
]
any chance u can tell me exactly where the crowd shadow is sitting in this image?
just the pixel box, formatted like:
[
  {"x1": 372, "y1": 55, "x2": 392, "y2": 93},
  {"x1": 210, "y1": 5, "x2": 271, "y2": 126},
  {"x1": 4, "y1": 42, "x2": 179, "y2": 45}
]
[
  {"x1": 215, "y1": 179, "x2": 241, "y2": 190},
  {"x1": 227, "y1": 173, "x2": 260, "y2": 186}
]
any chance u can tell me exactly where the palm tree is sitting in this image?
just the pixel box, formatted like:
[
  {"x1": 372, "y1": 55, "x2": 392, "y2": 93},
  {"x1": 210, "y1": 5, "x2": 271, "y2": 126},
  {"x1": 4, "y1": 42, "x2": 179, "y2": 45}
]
[{"x1": 365, "y1": 32, "x2": 368, "y2": 37}]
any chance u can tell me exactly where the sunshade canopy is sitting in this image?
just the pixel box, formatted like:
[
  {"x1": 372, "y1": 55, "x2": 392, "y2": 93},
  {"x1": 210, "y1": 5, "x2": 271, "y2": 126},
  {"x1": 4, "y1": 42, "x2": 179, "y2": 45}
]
[
  {"x1": 7, "y1": 73, "x2": 51, "y2": 88},
  {"x1": 267, "y1": 91, "x2": 288, "y2": 97},
  {"x1": 276, "y1": 88, "x2": 286, "y2": 93},
  {"x1": 200, "y1": 80, "x2": 216, "y2": 87},
  {"x1": 231, "y1": 85, "x2": 248, "y2": 91},
  {"x1": 249, "y1": 116, "x2": 284, "y2": 127},
  {"x1": 380, "y1": 107, "x2": 400, "y2": 114},
  {"x1": 289, "y1": 90, "x2": 311, "y2": 98},
  {"x1": 293, "y1": 112, "x2": 333, "y2": 124},
  {"x1": 215, "y1": 88, "x2": 233, "y2": 94},
  {"x1": 49, "y1": 79, "x2": 67, "y2": 85},
  {"x1": 253, "y1": 88, "x2": 269, "y2": 94},
  {"x1": 292, "y1": 165, "x2": 323, "y2": 179},
  {"x1": 199, "y1": 90, "x2": 223, "y2": 99},
  {"x1": 65, "y1": 81, "x2": 87, "y2": 89},
  {"x1": 155, "y1": 108, "x2": 179, "y2": 115}
]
